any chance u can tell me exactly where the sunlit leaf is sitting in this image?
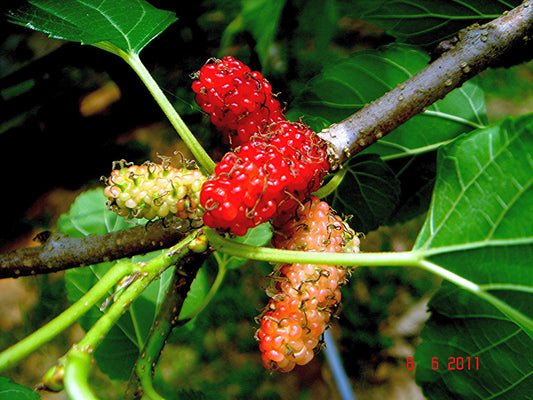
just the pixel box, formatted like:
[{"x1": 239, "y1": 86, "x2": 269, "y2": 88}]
[
  {"x1": 414, "y1": 114, "x2": 533, "y2": 399},
  {"x1": 8, "y1": 0, "x2": 177, "y2": 55},
  {"x1": 56, "y1": 188, "x2": 131, "y2": 236}
]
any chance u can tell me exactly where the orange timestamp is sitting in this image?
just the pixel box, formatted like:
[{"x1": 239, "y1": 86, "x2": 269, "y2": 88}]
[{"x1": 406, "y1": 356, "x2": 480, "y2": 370}]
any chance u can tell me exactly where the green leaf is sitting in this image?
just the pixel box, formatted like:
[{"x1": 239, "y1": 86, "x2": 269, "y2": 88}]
[
  {"x1": 414, "y1": 116, "x2": 533, "y2": 254},
  {"x1": 57, "y1": 188, "x2": 132, "y2": 236},
  {"x1": 8, "y1": 0, "x2": 177, "y2": 55},
  {"x1": 289, "y1": 43, "x2": 488, "y2": 160},
  {"x1": 295, "y1": 0, "x2": 339, "y2": 56},
  {"x1": 359, "y1": 0, "x2": 521, "y2": 45},
  {"x1": 0, "y1": 377, "x2": 39, "y2": 400},
  {"x1": 385, "y1": 151, "x2": 437, "y2": 225},
  {"x1": 65, "y1": 256, "x2": 170, "y2": 380},
  {"x1": 58, "y1": 188, "x2": 173, "y2": 380},
  {"x1": 178, "y1": 265, "x2": 209, "y2": 322},
  {"x1": 326, "y1": 154, "x2": 401, "y2": 233},
  {"x1": 414, "y1": 114, "x2": 533, "y2": 399},
  {"x1": 222, "y1": 0, "x2": 287, "y2": 68}
]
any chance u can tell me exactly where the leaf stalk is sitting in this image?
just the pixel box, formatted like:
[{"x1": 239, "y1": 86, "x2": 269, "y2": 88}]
[
  {"x1": 0, "y1": 261, "x2": 136, "y2": 373},
  {"x1": 121, "y1": 52, "x2": 216, "y2": 174}
]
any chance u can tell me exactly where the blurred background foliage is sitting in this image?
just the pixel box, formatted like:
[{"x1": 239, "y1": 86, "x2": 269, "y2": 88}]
[{"x1": 1, "y1": 0, "x2": 532, "y2": 399}]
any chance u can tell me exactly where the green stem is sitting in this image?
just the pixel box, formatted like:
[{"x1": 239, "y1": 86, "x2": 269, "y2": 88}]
[
  {"x1": 415, "y1": 259, "x2": 479, "y2": 292},
  {"x1": 126, "y1": 249, "x2": 207, "y2": 400},
  {"x1": 0, "y1": 261, "x2": 135, "y2": 373},
  {"x1": 131, "y1": 284, "x2": 174, "y2": 400},
  {"x1": 64, "y1": 233, "x2": 198, "y2": 400},
  {"x1": 122, "y1": 52, "x2": 216, "y2": 174},
  {"x1": 313, "y1": 169, "x2": 347, "y2": 198},
  {"x1": 478, "y1": 283, "x2": 533, "y2": 293},
  {"x1": 140, "y1": 382, "x2": 166, "y2": 400},
  {"x1": 65, "y1": 348, "x2": 99, "y2": 400},
  {"x1": 205, "y1": 228, "x2": 418, "y2": 267},
  {"x1": 206, "y1": 228, "x2": 533, "y2": 338},
  {"x1": 126, "y1": 271, "x2": 180, "y2": 400},
  {"x1": 75, "y1": 234, "x2": 196, "y2": 351}
]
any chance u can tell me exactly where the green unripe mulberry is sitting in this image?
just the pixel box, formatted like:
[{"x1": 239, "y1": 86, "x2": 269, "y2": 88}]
[{"x1": 103, "y1": 161, "x2": 206, "y2": 221}]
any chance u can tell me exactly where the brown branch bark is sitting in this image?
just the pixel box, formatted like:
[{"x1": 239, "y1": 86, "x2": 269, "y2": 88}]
[
  {"x1": 2, "y1": 2, "x2": 533, "y2": 278},
  {"x1": 319, "y1": 0, "x2": 533, "y2": 168},
  {"x1": 0, "y1": 218, "x2": 192, "y2": 279}
]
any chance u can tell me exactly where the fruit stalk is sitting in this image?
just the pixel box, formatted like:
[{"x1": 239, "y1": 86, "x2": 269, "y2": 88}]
[{"x1": 123, "y1": 53, "x2": 216, "y2": 173}]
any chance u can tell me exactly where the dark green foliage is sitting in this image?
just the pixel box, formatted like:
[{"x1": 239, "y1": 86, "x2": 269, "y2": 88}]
[
  {"x1": 351, "y1": 0, "x2": 522, "y2": 45},
  {"x1": 0, "y1": 377, "x2": 40, "y2": 400},
  {"x1": 327, "y1": 154, "x2": 401, "y2": 233}
]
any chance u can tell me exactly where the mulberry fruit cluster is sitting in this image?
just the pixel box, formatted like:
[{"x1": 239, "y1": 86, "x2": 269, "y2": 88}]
[
  {"x1": 200, "y1": 121, "x2": 330, "y2": 236},
  {"x1": 255, "y1": 196, "x2": 359, "y2": 372},
  {"x1": 193, "y1": 56, "x2": 331, "y2": 236},
  {"x1": 103, "y1": 161, "x2": 206, "y2": 221},
  {"x1": 192, "y1": 56, "x2": 285, "y2": 148}
]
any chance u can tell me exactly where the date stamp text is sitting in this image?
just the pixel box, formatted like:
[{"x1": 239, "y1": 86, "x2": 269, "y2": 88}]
[{"x1": 406, "y1": 356, "x2": 480, "y2": 371}]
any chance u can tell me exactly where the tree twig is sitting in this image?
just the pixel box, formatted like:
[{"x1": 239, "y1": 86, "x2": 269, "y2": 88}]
[
  {"x1": 0, "y1": 217, "x2": 194, "y2": 279},
  {"x1": 319, "y1": 0, "x2": 533, "y2": 168}
]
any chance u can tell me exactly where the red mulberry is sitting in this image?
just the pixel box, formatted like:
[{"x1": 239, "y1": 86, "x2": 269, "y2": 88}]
[
  {"x1": 192, "y1": 56, "x2": 286, "y2": 147},
  {"x1": 256, "y1": 196, "x2": 359, "y2": 372},
  {"x1": 200, "y1": 121, "x2": 330, "y2": 236}
]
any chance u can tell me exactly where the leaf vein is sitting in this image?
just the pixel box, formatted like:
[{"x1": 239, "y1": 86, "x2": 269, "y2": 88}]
[
  {"x1": 421, "y1": 131, "x2": 523, "y2": 248},
  {"x1": 78, "y1": 0, "x2": 132, "y2": 51}
]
